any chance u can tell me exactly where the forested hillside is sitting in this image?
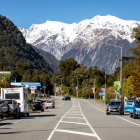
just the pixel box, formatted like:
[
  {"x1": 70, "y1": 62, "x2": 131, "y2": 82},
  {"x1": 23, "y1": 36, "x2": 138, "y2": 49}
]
[
  {"x1": 33, "y1": 46, "x2": 60, "y2": 72},
  {"x1": 0, "y1": 15, "x2": 53, "y2": 73}
]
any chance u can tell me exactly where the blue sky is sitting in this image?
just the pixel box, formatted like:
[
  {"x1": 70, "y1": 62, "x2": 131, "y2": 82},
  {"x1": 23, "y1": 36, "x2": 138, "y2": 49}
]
[{"x1": 0, "y1": 0, "x2": 140, "y2": 29}]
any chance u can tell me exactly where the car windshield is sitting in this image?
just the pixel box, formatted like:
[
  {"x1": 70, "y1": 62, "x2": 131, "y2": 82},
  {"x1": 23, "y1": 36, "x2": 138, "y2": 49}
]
[
  {"x1": 46, "y1": 101, "x2": 52, "y2": 103},
  {"x1": 109, "y1": 102, "x2": 121, "y2": 105},
  {"x1": 33, "y1": 102, "x2": 40, "y2": 105},
  {"x1": 135, "y1": 102, "x2": 140, "y2": 106},
  {"x1": 0, "y1": 100, "x2": 12, "y2": 104}
]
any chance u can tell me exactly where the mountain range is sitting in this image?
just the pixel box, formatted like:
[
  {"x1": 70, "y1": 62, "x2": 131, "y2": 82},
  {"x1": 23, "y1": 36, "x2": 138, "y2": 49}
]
[{"x1": 19, "y1": 15, "x2": 140, "y2": 73}]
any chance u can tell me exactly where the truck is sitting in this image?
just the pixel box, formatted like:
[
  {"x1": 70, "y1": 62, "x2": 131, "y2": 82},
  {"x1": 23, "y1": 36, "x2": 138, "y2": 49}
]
[
  {"x1": 1, "y1": 87, "x2": 29, "y2": 116},
  {"x1": 125, "y1": 99, "x2": 140, "y2": 119}
]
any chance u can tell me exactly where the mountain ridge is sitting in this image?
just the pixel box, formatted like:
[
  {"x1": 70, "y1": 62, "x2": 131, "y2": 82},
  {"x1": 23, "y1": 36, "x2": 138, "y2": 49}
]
[{"x1": 19, "y1": 15, "x2": 140, "y2": 73}]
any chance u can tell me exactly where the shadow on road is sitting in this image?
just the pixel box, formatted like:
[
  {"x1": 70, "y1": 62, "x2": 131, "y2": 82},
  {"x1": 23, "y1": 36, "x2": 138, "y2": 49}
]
[{"x1": 0, "y1": 123, "x2": 13, "y2": 126}]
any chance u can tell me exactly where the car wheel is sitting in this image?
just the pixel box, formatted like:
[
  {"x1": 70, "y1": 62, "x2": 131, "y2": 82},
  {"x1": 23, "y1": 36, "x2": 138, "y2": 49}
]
[
  {"x1": 14, "y1": 110, "x2": 18, "y2": 119},
  {"x1": 130, "y1": 113, "x2": 133, "y2": 118},
  {"x1": 106, "y1": 111, "x2": 109, "y2": 115},
  {"x1": 27, "y1": 113, "x2": 29, "y2": 117},
  {"x1": 1, "y1": 116, "x2": 4, "y2": 119},
  {"x1": 41, "y1": 109, "x2": 44, "y2": 112},
  {"x1": 133, "y1": 111, "x2": 136, "y2": 119}
]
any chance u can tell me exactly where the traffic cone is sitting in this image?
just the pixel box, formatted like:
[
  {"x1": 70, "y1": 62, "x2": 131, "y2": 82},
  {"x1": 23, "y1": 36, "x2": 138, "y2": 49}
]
[{"x1": 97, "y1": 101, "x2": 98, "y2": 104}]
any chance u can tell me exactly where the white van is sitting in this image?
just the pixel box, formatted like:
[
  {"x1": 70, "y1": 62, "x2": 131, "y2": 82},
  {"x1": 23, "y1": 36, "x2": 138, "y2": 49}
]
[{"x1": 1, "y1": 87, "x2": 29, "y2": 116}]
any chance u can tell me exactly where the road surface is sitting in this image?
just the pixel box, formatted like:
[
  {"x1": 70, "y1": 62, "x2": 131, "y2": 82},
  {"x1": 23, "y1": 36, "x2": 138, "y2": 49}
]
[{"x1": 0, "y1": 97, "x2": 140, "y2": 140}]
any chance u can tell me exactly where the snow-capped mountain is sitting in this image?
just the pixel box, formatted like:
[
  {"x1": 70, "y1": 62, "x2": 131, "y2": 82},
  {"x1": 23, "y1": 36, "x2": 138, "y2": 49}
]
[{"x1": 19, "y1": 15, "x2": 140, "y2": 73}]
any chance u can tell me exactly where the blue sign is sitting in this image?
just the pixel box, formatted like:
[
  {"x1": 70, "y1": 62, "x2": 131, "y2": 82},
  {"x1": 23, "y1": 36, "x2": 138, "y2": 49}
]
[
  {"x1": 33, "y1": 97, "x2": 37, "y2": 102},
  {"x1": 42, "y1": 86, "x2": 46, "y2": 89},
  {"x1": 11, "y1": 82, "x2": 41, "y2": 87},
  {"x1": 99, "y1": 93, "x2": 104, "y2": 96}
]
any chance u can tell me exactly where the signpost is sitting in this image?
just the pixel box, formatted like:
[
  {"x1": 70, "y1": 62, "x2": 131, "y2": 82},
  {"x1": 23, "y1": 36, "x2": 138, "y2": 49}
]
[
  {"x1": 0, "y1": 71, "x2": 11, "y2": 75},
  {"x1": 42, "y1": 86, "x2": 46, "y2": 94},
  {"x1": 30, "y1": 86, "x2": 37, "y2": 89}
]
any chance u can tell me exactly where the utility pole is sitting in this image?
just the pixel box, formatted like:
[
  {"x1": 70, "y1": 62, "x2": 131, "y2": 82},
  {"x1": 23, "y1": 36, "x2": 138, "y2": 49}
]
[
  {"x1": 77, "y1": 77, "x2": 78, "y2": 99},
  {"x1": 105, "y1": 69, "x2": 106, "y2": 106}
]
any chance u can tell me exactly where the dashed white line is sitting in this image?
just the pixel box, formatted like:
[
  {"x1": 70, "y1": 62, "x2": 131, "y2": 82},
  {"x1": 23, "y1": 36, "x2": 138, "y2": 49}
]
[{"x1": 55, "y1": 129, "x2": 97, "y2": 137}]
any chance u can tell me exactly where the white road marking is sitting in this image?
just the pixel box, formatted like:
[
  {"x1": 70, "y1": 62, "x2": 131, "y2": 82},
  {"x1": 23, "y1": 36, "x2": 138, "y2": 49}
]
[
  {"x1": 65, "y1": 114, "x2": 82, "y2": 115},
  {"x1": 64, "y1": 116, "x2": 84, "y2": 119},
  {"x1": 79, "y1": 102, "x2": 101, "y2": 140},
  {"x1": 116, "y1": 116, "x2": 140, "y2": 127},
  {"x1": 60, "y1": 121, "x2": 88, "y2": 125},
  {"x1": 55, "y1": 129, "x2": 97, "y2": 137},
  {"x1": 86, "y1": 100, "x2": 105, "y2": 113},
  {"x1": 47, "y1": 101, "x2": 74, "y2": 140},
  {"x1": 86, "y1": 100, "x2": 140, "y2": 127},
  {"x1": 0, "y1": 120, "x2": 21, "y2": 129}
]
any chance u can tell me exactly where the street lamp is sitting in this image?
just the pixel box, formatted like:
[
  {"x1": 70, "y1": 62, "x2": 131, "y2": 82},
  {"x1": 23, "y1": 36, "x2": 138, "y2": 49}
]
[
  {"x1": 72, "y1": 76, "x2": 78, "y2": 99},
  {"x1": 55, "y1": 75, "x2": 64, "y2": 99},
  {"x1": 105, "y1": 43, "x2": 122, "y2": 105},
  {"x1": 100, "y1": 69, "x2": 106, "y2": 106}
]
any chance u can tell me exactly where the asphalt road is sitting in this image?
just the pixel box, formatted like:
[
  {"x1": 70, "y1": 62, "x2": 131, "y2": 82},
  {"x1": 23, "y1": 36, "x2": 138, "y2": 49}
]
[{"x1": 0, "y1": 97, "x2": 140, "y2": 140}]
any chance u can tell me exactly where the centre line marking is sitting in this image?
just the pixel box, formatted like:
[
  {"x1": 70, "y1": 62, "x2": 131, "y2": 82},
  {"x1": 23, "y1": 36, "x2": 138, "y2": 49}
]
[
  {"x1": 60, "y1": 121, "x2": 88, "y2": 125},
  {"x1": 47, "y1": 101, "x2": 74, "y2": 140},
  {"x1": 79, "y1": 102, "x2": 101, "y2": 140},
  {"x1": 55, "y1": 129, "x2": 97, "y2": 137}
]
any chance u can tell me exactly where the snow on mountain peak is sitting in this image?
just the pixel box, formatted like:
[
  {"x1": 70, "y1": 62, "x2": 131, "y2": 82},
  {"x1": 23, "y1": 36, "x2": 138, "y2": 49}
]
[{"x1": 19, "y1": 15, "x2": 140, "y2": 60}]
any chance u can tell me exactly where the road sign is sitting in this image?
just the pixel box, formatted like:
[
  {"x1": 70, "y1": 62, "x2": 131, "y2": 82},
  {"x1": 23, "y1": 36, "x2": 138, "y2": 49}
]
[
  {"x1": 31, "y1": 89, "x2": 35, "y2": 94},
  {"x1": 42, "y1": 86, "x2": 46, "y2": 89},
  {"x1": 102, "y1": 88, "x2": 105, "y2": 95},
  {"x1": 56, "y1": 87, "x2": 59, "y2": 92},
  {"x1": 0, "y1": 71, "x2": 11, "y2": 74},
  {"x1": 76, "y1": 87, "x2": 78, "y2": 91},
  {"x1": 30, "y1": 86, "x2": 37, "y2": 89}
]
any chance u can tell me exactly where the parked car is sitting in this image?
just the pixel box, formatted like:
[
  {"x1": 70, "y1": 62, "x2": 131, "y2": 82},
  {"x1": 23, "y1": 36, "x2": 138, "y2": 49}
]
[
  {"x1": 31, "y1": 101, "x2": 44, "y2": 112},
  {"x1": 0, "y1": 99, "x2": 20, "y2": 119},
  {"x1": 62, "y1": 96, "x2": 71, "y2": 101},
  {"x1": 106, "y1": 99, "x2": 124, "y2": 115},
  {"x1": 125, "y1": 99, "x2": 140, "y2": 119},
  {"x1": 44, "y1": 100, "x2": 55, "y2": 109}
]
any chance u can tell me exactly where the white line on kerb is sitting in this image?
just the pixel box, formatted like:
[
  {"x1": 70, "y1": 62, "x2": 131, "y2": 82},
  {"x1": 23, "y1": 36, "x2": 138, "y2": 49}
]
[
  {"x1": 55, "y1": 129, "x2": 97, "y2": 137},
  {"x1": 59, "y1": 102, "x2": 63, "y2": 107},
  {"x1": 86, "y1": 100, "x2": 140, "y2": 127},
  {"x1": 116, "y1": 116, "x2": 140, "y2": 127},
  {"x1": 47, "y1": 101, "x2": 74, "y2": 140},
  {"x1": 60, "y1": 121, "x2": 88, "y2": 125}
]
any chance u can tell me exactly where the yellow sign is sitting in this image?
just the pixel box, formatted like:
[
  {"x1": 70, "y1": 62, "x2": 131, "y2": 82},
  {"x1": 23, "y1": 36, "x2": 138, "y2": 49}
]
[{"x1": 92, "y1": 88, "x2": 94, "y2": 93}]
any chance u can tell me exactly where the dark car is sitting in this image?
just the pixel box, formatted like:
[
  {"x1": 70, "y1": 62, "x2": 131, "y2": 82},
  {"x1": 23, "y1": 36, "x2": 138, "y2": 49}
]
[
  {"x1": 106, "y1": 99, "x2": 124, "y2": 115},
  {"x1": 31, "y1": 101, "x2": 44, "y2": 112},
  {"x1": 62, "y1": 96, "x2": 71, "y2": 101}
]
